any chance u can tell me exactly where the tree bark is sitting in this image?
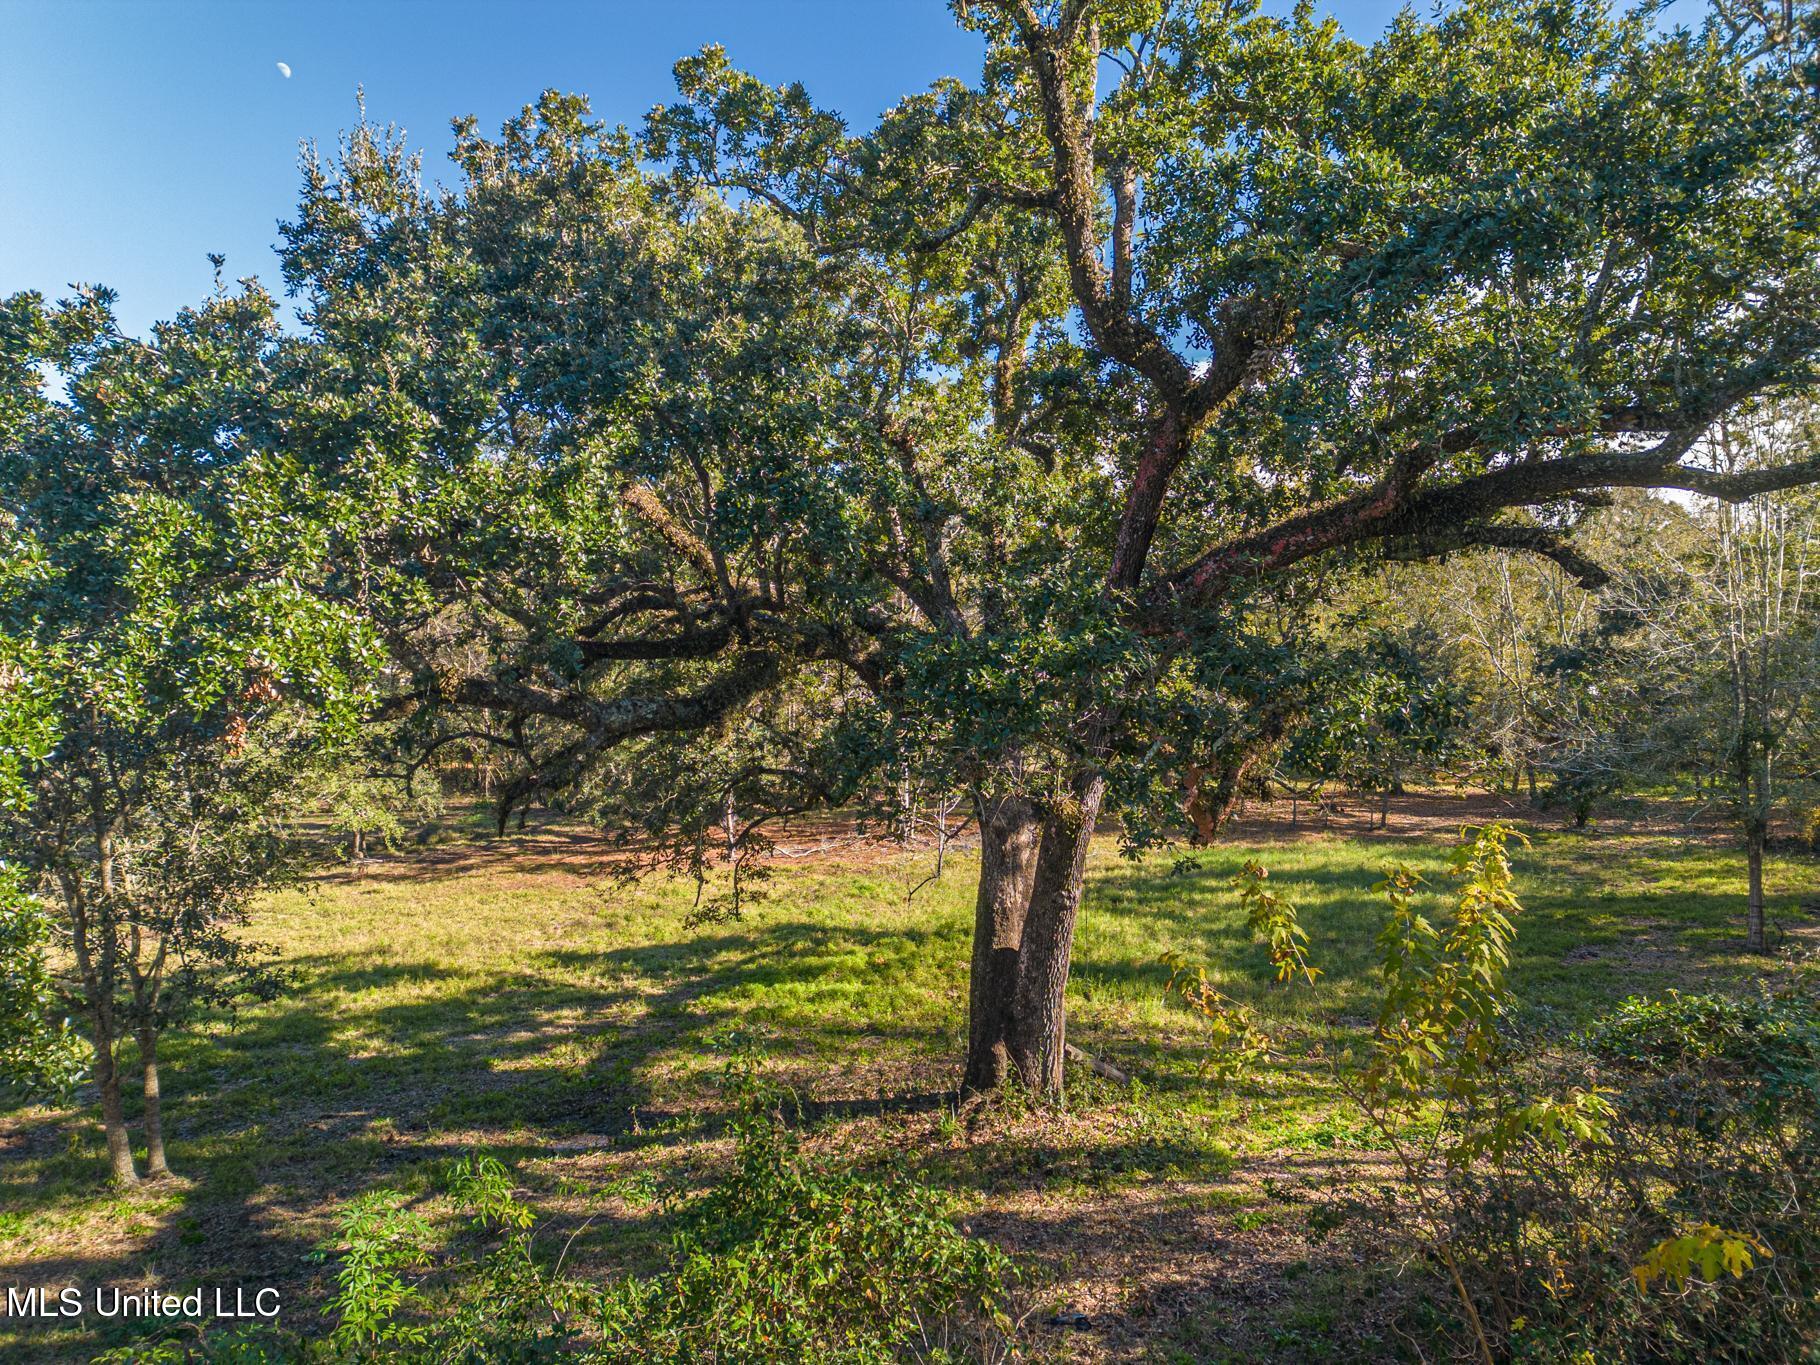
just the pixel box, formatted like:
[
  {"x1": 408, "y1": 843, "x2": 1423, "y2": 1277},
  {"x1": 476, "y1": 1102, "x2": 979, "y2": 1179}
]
[
  {"x1": 138, "y1": 1024, "x2": 171, "y2": 1179},
  {"x1": 92, "y1": 1021, "x2": 139, "y2": 1187},
  {"x1": 962, "y1": 795, "x2": 1040, "y2": 1096},
  {"x1": 1007, "y1": 774, "x2": 1107, "y2": 1101},
  {"x1": 960, "y1": 777, "x2": 1107, "y2": 1104},
  {"x1": 1185, "y1": 758, "x2": 1253, "y2": 844},
  {"x1": 1184, "y1": 707, "x2": 1296, "y2": 844}
]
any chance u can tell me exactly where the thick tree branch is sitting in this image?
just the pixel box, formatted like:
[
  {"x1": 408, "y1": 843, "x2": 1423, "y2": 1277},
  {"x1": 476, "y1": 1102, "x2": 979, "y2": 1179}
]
[
  {"x1": 577, "y1": 622, "x2": 739, "y2": 662},
  {"x1": 1382, "y1": 522, "x2": 1613, "y2": 589},
  {"x1": 993, "y1": 1, "x2": 1291, "y2": 593},
  {"x1": 385, "y1": 649, "x2": 785, "y2": 745},
  {"x1": 1149, "y1": 430, "x2": 1749, "y2": 611},
  {"x1": 1000, "y1": 1, "x2": 1197, "y2": 401},
  {"x1": 882, "y1": 423, "x2": 970, "y2": 637},
  {"x1": 575, "y1": 584, "x2": 694, "y2": 638},
  {"x1": 619, "y1": 482, "x2": 721, "y2": 584},
  {"x1": 1109, "y1": 161, "x2": 1136, "y2": 311},
  {"x1": 906, "y1": 184, "x2": 1056, "y2": 254}
]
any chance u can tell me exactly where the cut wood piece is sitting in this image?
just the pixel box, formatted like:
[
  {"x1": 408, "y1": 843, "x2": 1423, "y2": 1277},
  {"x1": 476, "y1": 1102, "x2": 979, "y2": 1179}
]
[{"x1": 1064, "y1": 1042, "x2": 1131, "y2": 1084}]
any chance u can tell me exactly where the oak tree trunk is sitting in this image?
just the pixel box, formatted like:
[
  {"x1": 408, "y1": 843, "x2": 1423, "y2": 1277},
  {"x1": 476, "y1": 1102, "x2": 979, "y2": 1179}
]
[
  {"x1": 1008, "y1": 775, "x2": 1106, "y2": 1099},
  {"x1": 963, "y1": 795, "x2": 1040, "y2": 1095},
  {"x1": 1185, "y1": 758, "x2": 1249, "y2": 844},
  {"x1": 1184, "y1": 708, "x2": 1295, "y2": 844},
  {"x1": 961, "y1": 777, "x2": 1105, "y2": 1104}
]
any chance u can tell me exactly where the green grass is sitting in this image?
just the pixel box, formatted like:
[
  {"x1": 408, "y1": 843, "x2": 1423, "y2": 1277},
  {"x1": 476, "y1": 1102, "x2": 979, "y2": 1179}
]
[{"x1": 1, "y1": 804, "x2": 1811, "y2": 1362}]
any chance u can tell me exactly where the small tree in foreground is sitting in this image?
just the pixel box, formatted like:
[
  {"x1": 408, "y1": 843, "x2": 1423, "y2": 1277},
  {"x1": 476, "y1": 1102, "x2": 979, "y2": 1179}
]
[
  {"x1": 0, "y1": 286, "x2": 373, "y2": 1182},
  {"x1": 10, "y1": 701, "x2": 326, "y2": 1183}
]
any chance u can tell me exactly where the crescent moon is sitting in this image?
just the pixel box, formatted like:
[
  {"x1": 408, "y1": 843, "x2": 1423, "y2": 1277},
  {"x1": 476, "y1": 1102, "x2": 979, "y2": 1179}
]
[{"x1": 276, "y1": 62, "x2": 292, "y2": 78}]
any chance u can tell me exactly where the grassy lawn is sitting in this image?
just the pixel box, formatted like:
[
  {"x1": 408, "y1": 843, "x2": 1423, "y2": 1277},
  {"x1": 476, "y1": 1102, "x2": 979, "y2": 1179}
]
[{"x1": 2, "y1": 796, "x2": 1813, "y2": 1362}]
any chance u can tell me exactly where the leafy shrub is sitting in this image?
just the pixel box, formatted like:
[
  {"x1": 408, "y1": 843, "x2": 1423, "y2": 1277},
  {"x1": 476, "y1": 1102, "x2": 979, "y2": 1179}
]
[
  {"x1": 0, "y1": 865, "x2": 87, "y2": 1101},
  {"x1": 1426, "y1": 983, "x2": 1820, "y2": 1363},
  {"x1": 587, "y1": 1037, "x2": 1019, "y2": 1362}
]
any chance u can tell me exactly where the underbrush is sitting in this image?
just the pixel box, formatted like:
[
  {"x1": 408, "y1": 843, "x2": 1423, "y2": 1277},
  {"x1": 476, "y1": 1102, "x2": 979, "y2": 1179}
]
[
  {"x1": 97, "y1": 1036, "x2": 1021, "y2": 1364},
  {"x1": 1425, "y1": 980, "x2": 1820, "y2": 1363},
  {"x1": 1173, "y1": 827, "x2": 1820, "y2": 1363}
]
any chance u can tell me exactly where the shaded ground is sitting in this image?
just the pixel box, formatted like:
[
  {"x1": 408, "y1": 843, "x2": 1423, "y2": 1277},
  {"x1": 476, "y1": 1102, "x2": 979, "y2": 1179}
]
[{"x1": 2, "y1": 791, "x2": 1812, "y2": 1362}]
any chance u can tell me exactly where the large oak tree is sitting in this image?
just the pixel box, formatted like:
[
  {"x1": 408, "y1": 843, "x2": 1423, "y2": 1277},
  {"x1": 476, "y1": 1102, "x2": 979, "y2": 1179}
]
[{"x1": 281, "y1": 0, "x2": 1819, "y2": 1099}]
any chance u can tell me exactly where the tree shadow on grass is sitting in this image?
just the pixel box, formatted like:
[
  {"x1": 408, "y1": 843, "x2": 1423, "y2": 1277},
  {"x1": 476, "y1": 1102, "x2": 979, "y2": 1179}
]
[{"x1": 0, "y1": 915, "x2": 978, "y2": 1359}]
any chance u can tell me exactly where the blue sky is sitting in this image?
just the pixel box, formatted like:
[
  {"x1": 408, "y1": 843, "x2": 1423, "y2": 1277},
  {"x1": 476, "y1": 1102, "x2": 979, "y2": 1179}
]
[{"x1": 3, "y1": 0, "x2": 1413, "y2": 336}]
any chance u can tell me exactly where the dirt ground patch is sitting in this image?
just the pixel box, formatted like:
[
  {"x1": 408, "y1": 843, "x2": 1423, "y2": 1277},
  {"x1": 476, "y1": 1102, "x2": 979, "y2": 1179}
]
[{"x1": 330, "y1": 787, "x2": 1747, "y2": 891}]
